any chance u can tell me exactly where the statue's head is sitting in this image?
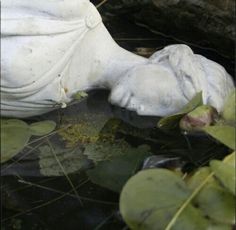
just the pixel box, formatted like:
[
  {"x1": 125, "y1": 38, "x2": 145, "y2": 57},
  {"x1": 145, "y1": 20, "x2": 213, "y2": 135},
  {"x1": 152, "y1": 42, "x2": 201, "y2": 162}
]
[
  {"x1": 109, "y1": 45, "x2": 235, "y2": 117},
  {"x1": 109, "y1": 63, "x2": 188, "y2": 116}
]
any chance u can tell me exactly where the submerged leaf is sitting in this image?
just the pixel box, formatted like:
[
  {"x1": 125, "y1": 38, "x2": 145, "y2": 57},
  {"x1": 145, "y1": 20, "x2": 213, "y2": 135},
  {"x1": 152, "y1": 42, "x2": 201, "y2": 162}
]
[
  {"x1": 87, "y1": 144, "x2": 150, "y2": 192},
  {"x1": 158, "y1": 92, "x2": 203, "y2": 129},
  {"x1": 203, "y1": 126, "x2": 235, "y2": 149},
  {"x1": 29, "y1": 120, "x2": 56, "y2": 136},
  {"x1": 120, "y1": 169, "x2": 209, "y2": 230},
  {"x1": 39, "y1": 145, "x2": 90, "y2": 176}
]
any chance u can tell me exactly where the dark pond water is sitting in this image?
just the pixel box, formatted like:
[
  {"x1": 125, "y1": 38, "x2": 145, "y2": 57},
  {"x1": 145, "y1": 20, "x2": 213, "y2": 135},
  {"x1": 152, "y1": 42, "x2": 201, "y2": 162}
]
[{"x1": 1, "y1": 2, "x2": 234, "y2": 230}]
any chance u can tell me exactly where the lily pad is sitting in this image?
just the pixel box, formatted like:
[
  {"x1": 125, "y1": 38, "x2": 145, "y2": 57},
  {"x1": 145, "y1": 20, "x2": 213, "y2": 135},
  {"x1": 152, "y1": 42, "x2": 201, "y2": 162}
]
[
  {"x1": 1, "y1": 119, "x2": 31, "y2": 163},
  {"x1": 222, "y1": 89, "x2": 235, "y2": 124},
  {"x1": 203, "y1": 126, "x2": 235, "y2": 149},
  {"x1": 187, "y1": 167, "x2": 235, "y2": 224},
  {"x1": 210, "y1": 152, "x2": 235, "y2": 195},
  {"x1": 1, "y1": 119, "x2": 57, "y2": 163},
  {"x1": 120, "y1": 169, "x2": 209, "y2": 230},
  {"x1": 29, "y1": 120, "x2": 56, "y2": 136},
  {"x1": 158, "y1": 92, "x2": 203, "y2": 129},
  {"x1": 207, "y1": 224, "x2": 232, "y2": 230}
]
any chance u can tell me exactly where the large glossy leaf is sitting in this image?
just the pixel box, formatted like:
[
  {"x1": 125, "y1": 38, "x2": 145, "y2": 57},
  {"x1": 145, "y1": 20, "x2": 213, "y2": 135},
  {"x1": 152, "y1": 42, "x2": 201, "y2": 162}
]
[
  {"x1": 196, "y1": 182, "x2": 235, "y2": 224},
  {"x1": 29, "y1": 120, "x2": 56, "y2": 136},
  {"x1": 203, "y1": 126, "x2": 235, "y2": 149},
  {"x1": 87, "y1": 144, "x2": 150, "y2": 192},
  {"x1": 158, "y1": 92, "x2": 203, "y2": 129},
  {"x1": 207, "y1": 224, "x2": 232, "y2": 230},
  {"x1": 1, "y1": 119, "x2": 31, "y2": 163},
  {"x1": 210, "y1": 152, "x2": 235, "y2": 195},
  {"x1": 187, "y1": 167, "x2": 235, "y2": 224},
  {"x1": 120, "y1": 169, "x2": 209, "y2": 230},
  {"x1": 222, "y1": 89, "x2": 235, "y2": 124}
]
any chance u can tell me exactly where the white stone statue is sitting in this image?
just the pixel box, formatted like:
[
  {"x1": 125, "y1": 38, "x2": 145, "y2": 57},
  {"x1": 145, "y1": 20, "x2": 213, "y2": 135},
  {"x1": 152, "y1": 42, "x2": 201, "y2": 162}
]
[{"x1": 1, "y1": 0, "x2": 234, "y2": 118}]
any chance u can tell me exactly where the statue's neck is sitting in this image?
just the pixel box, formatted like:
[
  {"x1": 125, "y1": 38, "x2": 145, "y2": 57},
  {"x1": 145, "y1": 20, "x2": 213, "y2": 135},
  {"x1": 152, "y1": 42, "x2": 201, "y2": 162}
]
[
  {"x1": 101, "y1": 45, "x2": 148, "y2": 88},
  {"x1": 68, "y1": 24, "x2": 147, "y2": 93}
]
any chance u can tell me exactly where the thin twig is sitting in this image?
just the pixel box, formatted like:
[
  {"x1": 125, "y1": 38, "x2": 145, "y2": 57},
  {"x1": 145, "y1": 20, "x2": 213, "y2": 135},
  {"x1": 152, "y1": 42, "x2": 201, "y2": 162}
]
[
  {"x1": 17, "y1": 179, "x2": 117, "y2": 205},
  {"x1": 47, "y1": 140, "x2": 83, "y2": 206},
  {"x1": 1, "y1": 180, "x2": 87, "y2": 223},
  {"x1": 93, "y1": 212, "x2": 114, "y2": 230}
]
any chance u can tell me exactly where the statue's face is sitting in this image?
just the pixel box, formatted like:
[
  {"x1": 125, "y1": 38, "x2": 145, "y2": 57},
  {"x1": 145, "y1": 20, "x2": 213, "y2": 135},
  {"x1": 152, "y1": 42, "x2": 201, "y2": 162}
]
[{"x1": 109, "y1": 64, "x2": 188, "y2": 117}]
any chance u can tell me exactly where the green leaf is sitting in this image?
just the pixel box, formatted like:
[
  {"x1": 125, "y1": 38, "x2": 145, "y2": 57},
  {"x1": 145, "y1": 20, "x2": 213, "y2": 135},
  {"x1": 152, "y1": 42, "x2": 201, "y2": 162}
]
[
  {"x1": 1, "y1": 119, "x2": 31, "y2": 163},
  {"x1": 188, "y1": 167, "x2": 235, "y2": 225},
  {"x1": 195, "y1": 182, "x2": 235, "y2": 224},
  {"x1": 1, "y1": 119, "x2": 58, "y2": 163},
  {"x1": 186, "y1": 153, "x2": 235, "y2": 225},
  {"x1": 203, "y1": 126, "x2": 235, "y2": 149},
  {"x1": 87, "y1": 144, "x2": 150, "y2": 192},
  {"x1": 207, "y1": 224, "x2": 232, "y2": 230},
  {"x1": 210, "y1": 152, "x2": 235, "y2": 195},
  {"x1": 180, "y1": 92, "x2": 204, "y2": 113},
  {"x1": 158, "y1": 92, "x2": 203, "y2": 129},
  {"x1": 29, "y1": 120, "x2": 56, "y2": 136},
  {"x1": 120, "y1": 169, "x2": 209, "y2": 230},
  {"x1": 72, "y1": 91, "x2": 88, "y2": 101},
  {"x1": 222, "y1": 89, "x2": 235, "y2": 124}
]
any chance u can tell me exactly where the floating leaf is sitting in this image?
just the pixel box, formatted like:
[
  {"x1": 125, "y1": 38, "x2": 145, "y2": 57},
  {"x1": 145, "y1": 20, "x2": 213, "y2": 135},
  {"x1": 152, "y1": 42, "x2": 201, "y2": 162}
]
[
  {"x1": 207, "y1": 224, "x2": 232, "y2": 230},
  {"x1": 203, "y1": 126, "x2": 235, "y2": 149},
  {"x1": 222, "y1": 89, "x2": 235, "y2": 124},
  {"x1": 1, "y1": 119, "x2": 31, "y2": 163},
  {"x1": 187, "y1": 167, "x2": 235, "y2": 224},
  {"x1": 1, "y1": 119, "x2": 57, "y2": 163},
  {"x1": 210, "y1": 152, "x2": 235, "y2": 195},
  {"x1": 87, "y1": 144, "x2": 150, "y2": 192},
  {"x1": 158, "y1": 92, "x2": 203, "y2": 129},
  {"x1": 29, "y1": 120, "x2": 56, "y2": 136},
  {"x1": 195, "y1": 181, "x2": 235, "y2": 224},
  {"x1": 120, "y1": 169, "x2": 209, "y2": 230}
]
